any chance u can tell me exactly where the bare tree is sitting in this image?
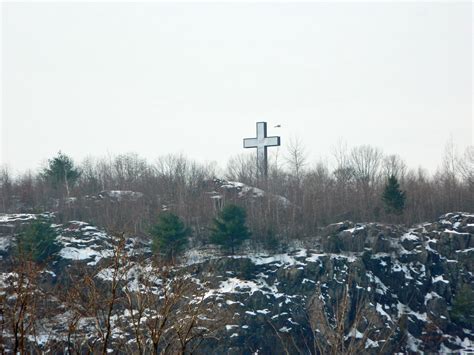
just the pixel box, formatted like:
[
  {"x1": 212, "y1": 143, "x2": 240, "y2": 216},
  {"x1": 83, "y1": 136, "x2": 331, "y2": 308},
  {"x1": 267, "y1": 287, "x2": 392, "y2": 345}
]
[
  {"x1": 1, "y1": 259, "x2": 41, "y2": 353},
  {"x1": 112, "y1": 153, "x2": 149, "y2": 190},
  {"x1": 225, "y1": 153, "x2": 257, "y2": 186},
  {"x1": 349, "y1": 145, "x2": 383, "y2": 219},
  {"x1": 350, "y1": 145, "x2": 383, "y2": 187},
  {"x1": 307, "y1": 276, "x2": 398, "y2": 355},
  {"x1": 0, "y1": 166, "x2": 12, "y2": 212},
  {"x1": 302, "y1": 161, "x2": 334, "y2": 229},
  {"x1": 382, "y1": 154, "x2": 407, "y2": 181},
  {"x1": 458, "y1": 146, "x2": 474, "y2": 185},
  {"x1": 285, "y1": 137, "x2": 308, "y2": 183},
  {"x1": 441, "y1": 137, "x2": 458, "y2": 181},
  {"x1": 63, "y1": 233, "x2": 131, "y2": 353},
  {"x1": 331, "y1": 138, "x2": 351, "y2": 172}
]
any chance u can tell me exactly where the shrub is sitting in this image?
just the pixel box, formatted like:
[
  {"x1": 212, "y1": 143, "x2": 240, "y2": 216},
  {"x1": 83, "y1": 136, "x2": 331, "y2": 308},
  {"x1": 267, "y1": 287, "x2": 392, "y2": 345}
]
[
  {"x1": 150, "y1": 212, "x2": 190, "y2": 261},
  {"x1": 210, "y1": 204, "x2": 251, "y2": 255},
  {"x1": 16, "y1": 220, "x2": 61, "y2": 263}
]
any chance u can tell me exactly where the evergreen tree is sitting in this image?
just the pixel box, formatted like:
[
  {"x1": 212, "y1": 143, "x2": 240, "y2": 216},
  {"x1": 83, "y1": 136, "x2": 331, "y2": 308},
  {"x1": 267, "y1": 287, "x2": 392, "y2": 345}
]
[
  {"x1": 382, "y1": 175, "x2": 406, "y2": 215},
  {"x1": 42, "y1": 151, "x2": 81, "y2": 197},
  {"x1": 16, "y1": 220, "x2": 61, "y2": 263},
  {"x1": 450, "y1": 285, "x2": 474, "y2": 327},
  {"x1": 150, "y1": 212, "x2": 190, "y2": 261},
  {"x1": 210, "y1": 204, "x2": 251, "y2": 255}
]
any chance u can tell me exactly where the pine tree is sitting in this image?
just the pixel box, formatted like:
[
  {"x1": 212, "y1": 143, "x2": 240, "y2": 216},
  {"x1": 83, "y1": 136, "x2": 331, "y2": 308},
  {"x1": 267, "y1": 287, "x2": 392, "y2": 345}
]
[
  {"x1": 210, "y1": 204, "x2": 251, "y2": 255},
  {"x1": 16, "y1": 220, "x2": 61, "y2": 263},
  {"x1": 42, "y1": 151, "x2": 81, "y2": 197},
  {"x1": 150, "y1": 212, "x2": 190, "y2": 261},
  {"x1": 382, "y1": 175, "x2": 406, "y2": 215}
]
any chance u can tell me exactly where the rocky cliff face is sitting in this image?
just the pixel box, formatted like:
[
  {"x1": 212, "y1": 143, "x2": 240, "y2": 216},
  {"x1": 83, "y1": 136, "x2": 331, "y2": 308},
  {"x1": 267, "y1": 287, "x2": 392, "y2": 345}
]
[{"x1": 0, "y1": 212, "x2": 473, "y2": 353}]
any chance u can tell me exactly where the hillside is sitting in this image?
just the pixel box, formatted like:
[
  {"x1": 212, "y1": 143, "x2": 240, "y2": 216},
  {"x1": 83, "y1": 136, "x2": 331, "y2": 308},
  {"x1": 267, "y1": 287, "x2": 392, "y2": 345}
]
[{"x1": 0, "y1": 211, "x2": 473, "y2": 353}]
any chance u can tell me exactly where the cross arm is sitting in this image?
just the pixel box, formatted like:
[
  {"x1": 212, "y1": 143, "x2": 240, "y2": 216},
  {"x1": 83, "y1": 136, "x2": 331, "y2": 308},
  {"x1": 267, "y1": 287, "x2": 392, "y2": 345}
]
[
  {"x1": 264, "y1": 136, "x2": 281, "y2": 147},
  {"x1": 243, "y1": 138, "x2": 258, "y2": 149}
]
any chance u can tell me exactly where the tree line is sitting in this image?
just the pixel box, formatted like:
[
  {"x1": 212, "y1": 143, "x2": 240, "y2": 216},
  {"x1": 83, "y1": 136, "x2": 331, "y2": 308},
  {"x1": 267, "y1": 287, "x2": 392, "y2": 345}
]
[{"x1": 0, "y1": 140, "x2": 472, "y2": 245}]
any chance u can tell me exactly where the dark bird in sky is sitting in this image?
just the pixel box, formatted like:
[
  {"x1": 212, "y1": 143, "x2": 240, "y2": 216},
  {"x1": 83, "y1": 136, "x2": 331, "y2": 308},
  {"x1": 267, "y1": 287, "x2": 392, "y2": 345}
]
[{"x1": 274, "y1": 124, "x2": 281, "y2": 128}]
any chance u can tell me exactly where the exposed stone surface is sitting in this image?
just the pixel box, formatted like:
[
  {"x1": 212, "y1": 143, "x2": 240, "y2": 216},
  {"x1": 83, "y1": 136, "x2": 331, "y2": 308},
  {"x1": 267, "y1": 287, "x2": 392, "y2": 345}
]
[{"x1": 0, "y1": 212, "x2": 473, "y2": 353}]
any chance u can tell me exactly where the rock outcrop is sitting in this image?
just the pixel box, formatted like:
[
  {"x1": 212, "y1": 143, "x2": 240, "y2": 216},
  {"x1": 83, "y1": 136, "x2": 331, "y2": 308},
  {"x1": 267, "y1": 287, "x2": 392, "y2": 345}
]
[{"x1": 0, "y1": 212, "x2": 473, "y2": 353}]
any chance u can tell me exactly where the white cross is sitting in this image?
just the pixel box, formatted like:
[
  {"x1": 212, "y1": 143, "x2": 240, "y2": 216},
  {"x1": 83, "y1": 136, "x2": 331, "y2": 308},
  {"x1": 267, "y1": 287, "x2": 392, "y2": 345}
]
[{"x1": 243, "y1": 122, "x2": 280, "y2": 177}]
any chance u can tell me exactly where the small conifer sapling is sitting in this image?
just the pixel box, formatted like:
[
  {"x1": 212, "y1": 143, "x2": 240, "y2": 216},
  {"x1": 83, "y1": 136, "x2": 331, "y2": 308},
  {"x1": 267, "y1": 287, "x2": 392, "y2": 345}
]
[
  {"x1": 210, "y1": 204, "x2": 251, "y2": 255},
  {"x1": 382, "y1": 175, "x2": 406, "y2": 215},
  {"x1": 150, "y1": 212, "x2": 190, "y2": 262}
]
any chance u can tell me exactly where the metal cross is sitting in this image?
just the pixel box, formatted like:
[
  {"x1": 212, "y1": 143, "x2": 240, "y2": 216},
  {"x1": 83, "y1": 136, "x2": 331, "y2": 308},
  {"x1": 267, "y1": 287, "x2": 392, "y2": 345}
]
[{"x1": 243, "y1": 122, "x2": 281, "y2": 178}]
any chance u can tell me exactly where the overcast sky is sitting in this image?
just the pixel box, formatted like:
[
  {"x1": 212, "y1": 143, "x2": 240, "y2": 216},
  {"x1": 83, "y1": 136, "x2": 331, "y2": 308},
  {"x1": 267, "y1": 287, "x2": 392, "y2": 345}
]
[{"x1": 2, "y1": 2, "x2": 472, "y2": 174}]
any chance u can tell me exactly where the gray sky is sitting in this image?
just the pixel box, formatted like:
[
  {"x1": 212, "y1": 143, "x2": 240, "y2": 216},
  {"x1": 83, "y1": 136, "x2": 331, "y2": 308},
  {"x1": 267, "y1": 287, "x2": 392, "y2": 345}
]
[{"x1": 2, "y1": 2, "x2": 472, "y2": 174}]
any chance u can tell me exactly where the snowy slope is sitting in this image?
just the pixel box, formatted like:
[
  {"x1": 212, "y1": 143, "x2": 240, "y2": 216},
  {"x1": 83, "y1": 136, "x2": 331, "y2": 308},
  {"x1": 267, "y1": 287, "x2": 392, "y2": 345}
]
[{"x1": 0, "y1": 212, "x2": 472, "y2": 353}]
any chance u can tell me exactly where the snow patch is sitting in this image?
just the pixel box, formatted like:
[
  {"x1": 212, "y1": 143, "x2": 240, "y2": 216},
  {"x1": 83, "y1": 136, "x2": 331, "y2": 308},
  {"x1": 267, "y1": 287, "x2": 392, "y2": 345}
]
[
  {"x1": 424, "y1": 291, "x2": 442, "y2": 305},
  {"x1": 345, "y1": 225, "x2": 366, "y2": 234},
  {"x1": 0, "y1": 237, "x2": 11, "y2": 252},
  {"x1": 205, "y1": 277, "x2": 287, "y2": 300},
  {"x1": 0, "y1": 213, "x2": 37, "y2": 223},
  {"x1": 443, "y1": 229, "x2": 470, "y2": 235},
  {"x1": 249, "y1": 252, "x2": 307, "y2": 268},
  {"x1": 345, "y1": 328, "x2": 364, "y2": 339},
  {"x1": 365, "y1": 338, "x2": 379, "y2": 349},
  {"x1": 376, "y1": 303, "x2": 392, "y2": 322},
  {"x1": 59, "y1": 246, "x2": 112, "y2": 265},
  {"x1": 432, "y1": 275, "x2": 449, "y2": 284},
  {"x1": 401, "y1": 233, "x2": 419, "y2": 241}
]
